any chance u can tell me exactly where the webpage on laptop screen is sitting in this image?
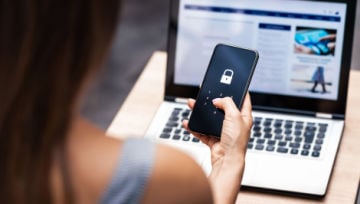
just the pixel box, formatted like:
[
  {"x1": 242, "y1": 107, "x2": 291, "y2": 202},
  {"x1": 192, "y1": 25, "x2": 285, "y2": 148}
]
[{"x1": 174, "y1": 0, "x2": 347, "y2": 100}]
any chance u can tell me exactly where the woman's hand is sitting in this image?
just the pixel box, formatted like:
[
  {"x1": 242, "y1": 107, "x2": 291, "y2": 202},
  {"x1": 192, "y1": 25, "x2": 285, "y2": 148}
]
[{"x1": 183, "y1": 93, "x2": 253, "y2": 204}]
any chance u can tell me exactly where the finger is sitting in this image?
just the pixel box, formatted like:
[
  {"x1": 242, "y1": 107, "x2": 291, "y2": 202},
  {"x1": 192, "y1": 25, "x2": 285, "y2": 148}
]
[
  {"x1": 182, "y1": 120, "x2": 219, "y2": 147},
  {"x1": 212, "y1": 97, "x2": 239, "y2": 116},
  {"x1": 187, "y1": 99, "x2": 196, "y2": 110},
  {"x1": 193, "y1": 134, "x2": 219, "y2": 149},
  {"x1": 240, "y1": 92, "x2": 252, "y2": 116},
  {"x1": 182, "y1": 120, "x2": 210, "y2": 145},
  {"x1": 319, "y1": 34, "x2": 336, "y2": 41},
  {"x1": 206, "y1": 137, "x2": 220, "y2": 149},
  {"x1": 328, "y1": 42, "x2": 336, "y2": 50}
]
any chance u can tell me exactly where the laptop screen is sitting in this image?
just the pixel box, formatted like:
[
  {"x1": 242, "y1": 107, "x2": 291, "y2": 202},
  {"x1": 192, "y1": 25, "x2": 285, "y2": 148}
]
[
  {"x1": 174, "y1": 0, "x2": 347, "y2": 101},
  {"x1": 166, "y1": 0, "x2": 356, "y2": 117}
]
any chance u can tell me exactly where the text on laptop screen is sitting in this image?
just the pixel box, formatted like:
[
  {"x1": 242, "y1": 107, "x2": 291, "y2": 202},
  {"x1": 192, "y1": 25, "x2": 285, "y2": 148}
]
[{"x1": 174, "y1": 0, "x2": 347, "y2": 101}]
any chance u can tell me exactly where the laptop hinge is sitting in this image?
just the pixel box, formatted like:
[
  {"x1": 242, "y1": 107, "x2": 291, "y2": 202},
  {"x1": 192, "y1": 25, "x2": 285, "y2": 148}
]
[
  {"x1": 164, "y1": 96, "x2": 188, "y2": 104},
  {"x1": 164, "y1": 96, "x2": 176, "y2": 102},
  {"x1": 315, "y1": 112, "x2": 333, "y2": 119},
  {"x1": 174, "y1": 97, "x2": 188, "y2": 104}
]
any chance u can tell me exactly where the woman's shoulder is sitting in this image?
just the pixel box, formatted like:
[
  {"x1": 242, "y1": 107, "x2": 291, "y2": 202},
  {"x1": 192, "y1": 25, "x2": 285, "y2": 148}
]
[
  {"x1": 66, "y1": 119, "x2": 212, "y2": 203},
  {"x1": 141, "y1": 144, "x2": 213, "y2": 204}
]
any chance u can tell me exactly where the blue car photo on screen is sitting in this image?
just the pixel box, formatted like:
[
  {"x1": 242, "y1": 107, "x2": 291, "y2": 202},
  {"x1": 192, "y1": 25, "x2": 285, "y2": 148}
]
[{"x1": 294, "y1": 27, "x2": 337, "y2": 56}]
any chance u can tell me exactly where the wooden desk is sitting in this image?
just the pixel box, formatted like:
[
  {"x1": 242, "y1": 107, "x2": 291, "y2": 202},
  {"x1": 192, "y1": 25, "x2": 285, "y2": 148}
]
[{"x1": 107, "y1": 51, "x2": 360, "y2": 203}]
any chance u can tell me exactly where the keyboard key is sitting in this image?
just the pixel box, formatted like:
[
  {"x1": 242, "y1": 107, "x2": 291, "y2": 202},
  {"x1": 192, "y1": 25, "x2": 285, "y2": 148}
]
[
  {"x1": 285, "y1": 136, "x2": 293, "y2": 141},
  {"x1": 285, "y1": 123, "x2": 293, "y2": 129},
  {"x1": 255, "y1": 144, "x2": 264, "y2": 150},
  {"x1": 295, "y1": 124, "x2": 303, "y2": 130},
  {"x1": 254, "y1": 120, "x2": 261, "y2": 125},
  {"x1": 284, "y1": 129, "x2": 292, "y2": 135},
  {"x1": 303, "y1": 143, "x2": 311, "y2": 150},
  {"x1": 301, "y1": 150, "x2": 309, "y2": 156},
  {"x1": 253, "y1": 132, "x2": 262, "y2": 137},
  {"x1": 312, "y1": 151, "x2": 320, "y2": 157},
  {"x1": 183, "y1": 136, "x2": 190, "y2": 141},
  {"x1": 182, "y1": 113, "x2": 189, "y2": 118},
  {"x1": 169, "y1": 116, "x2": 179, "y2": 121},
  {"x1": 275, "y1": 135, "x2": 283, "y2": 140},
  {"x1": 290, "y1": 142, "x2": 300, "y2": 148},
  {"x1": 183, "y1": 130, "x2": 190, "y2": 135},
  {"x1": 172, "y1": 111, "x2": 180, "y2": 116},
  {"x1": 304, "y1": 132, "x2": 315, "y2": 143},
  {"x1": 291, "y1": 149, "x2": 299, "y2": 154},
  {"x1": 274, "y1": 128, "x2": 282, "y2": 134},
  {"x1": 256, "y1": 139, "x2": 265, "y2": 144},
  {"x1": 319, "y1": 126, "x2": 327, "y2": 133},
  {"x1": 267, "y1": 140, "x2": 276, "y2": 145},
  {"x1": 317, "y1": 132, "x2": 325, "y2": 139},
  {"x1": 253, "y1": 126, "x2": 261, "y2": 132},
  {"x1": 294, "y1": 130, "x2": 302, "y2": 136},
  {"x1": 266, "y1": 145, "x2": 275, "y2": 152},
  {"x1": 264, "y1": 127, "x2": 272, "y2": 133},
  {"x1": 263, "y1": 121, "x2": 271, "y2": 127},
  {"x1": 278, "y1": 141, "x2": 287, "y2": 146},
  {"x1": 249, "y1": 138, "x2": 254, "y2": 143},
  {"x1": 264, "y1": 133, "x2": 272, "y2": 138},
  {"x1": 172, "y1": 135, "x2": 181, "y2": 140},
  {"x1": 314, "y1": 144, "x2": 322, "y2": 151},
  {"x1": 160, "y1": 133, "x2": 171, "y2": 139},
  {"x1": 277, "y1": 147, "x2": 289, "y2": 153},
  {"x1": 247, "y1": 143, "x2": 253, "y2": 149},
  {"x1": 182, "y1": 112, "x2": 190, "y2": 117},
  {"x1": 274, "y1": 122, "x2": 282, "y2": 128},
  {"x1": 174, "y1": 129, "x2": 181, "y2": 134},
  {"x1": 319, "y1": 123, "x2": 328, "y2": 127},
  {"x1": 306, "y1": 126, "x2": 317, "y2": 132},
  {"x1": 254, "y1": 117, "x2": 262, "y2": 121},
  {"x1": 304, "y1": 131, "x2": 315, "y2": 137},
  {"x1": 285, "y1": 120, "x2": 294, "y2": 124},
  {"x1": 162, "y1": 128, "x2": 172, "y2": 133},
  {"x1": 166, "y1": 122, "x2": 178, "y2": 127},
  {"x1": 183, "y1": 109, "x2": 190, "y2": 112},
  {"x1": 192, "y1": 137, "x2": 200, "y2": 143},
  {"x1": 294, "y1": 137, "x2": 302, "y2": 142},
  {"x1": 316, "y1": 139, "x2": 323, "y2": 145},
  {"x1": 305, "y1": 137, "x2": 314, "y2": 143}
]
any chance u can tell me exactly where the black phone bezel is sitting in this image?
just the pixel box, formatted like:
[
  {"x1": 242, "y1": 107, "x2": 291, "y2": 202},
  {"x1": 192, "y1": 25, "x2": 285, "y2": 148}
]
[{"x1": 187, "y1": 44, "x2": 259, "y2": 136}]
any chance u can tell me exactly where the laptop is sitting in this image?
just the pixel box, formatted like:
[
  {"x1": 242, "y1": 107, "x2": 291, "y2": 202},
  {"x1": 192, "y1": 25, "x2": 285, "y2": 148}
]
[{"x1": 145, "y1": 0, "x2": 357, "y2": 197}]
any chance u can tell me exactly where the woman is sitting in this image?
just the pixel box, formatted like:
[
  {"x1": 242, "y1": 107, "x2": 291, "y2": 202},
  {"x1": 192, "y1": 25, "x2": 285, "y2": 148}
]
[
  {"x1": 0, "y1": 1, "x2": 252, "y2": 203},
  {"x1": 311, "y1": 66, "x2": 327, "y2": 93}
]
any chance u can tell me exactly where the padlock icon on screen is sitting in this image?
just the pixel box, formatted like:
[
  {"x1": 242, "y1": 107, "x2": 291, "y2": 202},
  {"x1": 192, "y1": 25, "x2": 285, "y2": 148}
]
[{"x1": 220, "y1": 69, "x2": 234, "y2": 85}]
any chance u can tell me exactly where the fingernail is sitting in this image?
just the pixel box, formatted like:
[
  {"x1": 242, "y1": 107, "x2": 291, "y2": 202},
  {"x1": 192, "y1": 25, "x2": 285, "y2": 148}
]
[{"x1": 212, "y1": 98, "x2": 220, "y2": 103}]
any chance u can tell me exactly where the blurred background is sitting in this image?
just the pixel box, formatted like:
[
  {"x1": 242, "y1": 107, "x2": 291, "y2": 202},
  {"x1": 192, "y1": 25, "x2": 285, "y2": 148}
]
[{"x1": 82, "y1": 0, "x2": 360, "y2": 130}]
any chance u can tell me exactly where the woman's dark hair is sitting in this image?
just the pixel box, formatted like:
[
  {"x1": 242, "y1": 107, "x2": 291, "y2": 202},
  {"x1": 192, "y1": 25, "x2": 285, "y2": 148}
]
[{"x1": 0, "y1": 0, "x2": 120, "y2": 203}]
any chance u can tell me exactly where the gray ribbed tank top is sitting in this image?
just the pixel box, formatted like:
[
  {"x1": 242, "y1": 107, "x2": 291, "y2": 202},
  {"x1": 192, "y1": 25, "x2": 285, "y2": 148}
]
[{"x1": 99, "y1": 138, "x2": 155, "y2": 204}]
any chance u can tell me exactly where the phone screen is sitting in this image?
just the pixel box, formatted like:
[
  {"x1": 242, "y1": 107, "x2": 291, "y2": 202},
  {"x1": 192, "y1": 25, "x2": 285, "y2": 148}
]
[{"x1": 188, "y1": 44, "x2": 258, "y2": 137}]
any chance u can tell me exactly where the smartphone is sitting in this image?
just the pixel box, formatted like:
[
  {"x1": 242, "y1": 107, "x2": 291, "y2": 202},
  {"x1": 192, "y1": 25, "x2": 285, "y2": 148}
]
[{"x1": 188, "y1": 44, "x2": 259, "y2": 137}]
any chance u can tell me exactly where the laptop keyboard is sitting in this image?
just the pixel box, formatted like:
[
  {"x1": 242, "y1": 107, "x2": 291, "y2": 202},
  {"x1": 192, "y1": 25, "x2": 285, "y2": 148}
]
[
  {"x1": 159, "y1": 108, "x2": 201, "y2": 143},
  {"x1": 249, "y1": 117, "x2": 327, "y2": 158},
  {"x1": 159, "y1": 108, "x2": 328, "y2": 158}
]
